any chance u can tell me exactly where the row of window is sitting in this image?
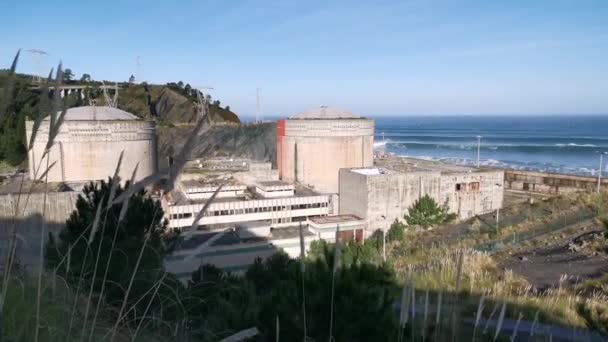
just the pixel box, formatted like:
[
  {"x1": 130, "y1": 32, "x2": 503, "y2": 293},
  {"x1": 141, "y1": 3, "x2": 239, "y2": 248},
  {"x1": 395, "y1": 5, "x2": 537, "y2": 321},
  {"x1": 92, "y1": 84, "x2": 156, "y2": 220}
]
[
  {"x1": 170, "y1": 202, "x2": 328, "y2": 220},
  {"x1": 455, "y1": 182, "x2": 480, "y2": 192}
]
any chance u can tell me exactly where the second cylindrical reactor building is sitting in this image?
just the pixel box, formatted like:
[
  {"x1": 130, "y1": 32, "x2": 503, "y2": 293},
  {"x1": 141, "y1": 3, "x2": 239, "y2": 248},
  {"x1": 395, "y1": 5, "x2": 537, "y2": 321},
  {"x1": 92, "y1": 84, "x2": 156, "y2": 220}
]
[{"x1": 277, "y1": 106, "x2": 374, "y2": 193}]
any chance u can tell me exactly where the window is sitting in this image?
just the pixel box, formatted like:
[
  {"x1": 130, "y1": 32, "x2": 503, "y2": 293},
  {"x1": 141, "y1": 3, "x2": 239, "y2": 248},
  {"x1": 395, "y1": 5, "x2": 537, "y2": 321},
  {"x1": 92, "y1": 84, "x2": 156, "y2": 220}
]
[
  {"x1": 456, "y1": 183, "x2": 466, "y2": 191},
  {"x1": 469, "y1": 182, "x2": 480, "y2": 191}
]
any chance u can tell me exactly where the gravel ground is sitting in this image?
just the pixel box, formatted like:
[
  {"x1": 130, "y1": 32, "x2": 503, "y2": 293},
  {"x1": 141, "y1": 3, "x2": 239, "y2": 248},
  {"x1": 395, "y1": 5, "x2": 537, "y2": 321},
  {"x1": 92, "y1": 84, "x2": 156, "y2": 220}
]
[{"x1": 499, "y1": 228, "x2": 608, "y2": 290}]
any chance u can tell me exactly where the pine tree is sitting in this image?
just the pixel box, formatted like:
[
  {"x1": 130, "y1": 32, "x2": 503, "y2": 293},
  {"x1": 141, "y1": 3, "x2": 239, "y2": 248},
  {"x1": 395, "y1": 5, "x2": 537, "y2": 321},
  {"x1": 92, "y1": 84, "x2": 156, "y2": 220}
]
[{"x1": 404, "y1": 194, "x2": 448, "y2": 228}]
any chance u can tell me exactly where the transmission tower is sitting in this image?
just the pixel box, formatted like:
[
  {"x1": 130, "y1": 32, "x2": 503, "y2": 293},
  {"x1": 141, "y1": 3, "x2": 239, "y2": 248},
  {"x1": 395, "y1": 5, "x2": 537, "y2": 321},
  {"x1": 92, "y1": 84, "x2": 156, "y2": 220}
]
[
  {"x1": 25, "y1": 49, "x2": 49, "y2": 83},
  {"x1": 101, "y1": 81, "x2": 119, "y2": 108},
  {"x1": 194, "y1": 86, "x2": 214, "y2": 120}
]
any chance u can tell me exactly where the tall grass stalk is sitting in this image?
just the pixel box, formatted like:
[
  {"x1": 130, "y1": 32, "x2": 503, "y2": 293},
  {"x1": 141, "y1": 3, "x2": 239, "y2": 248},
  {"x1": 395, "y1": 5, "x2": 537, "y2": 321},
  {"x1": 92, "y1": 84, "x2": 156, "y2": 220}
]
[
  {"x1": 1, "y1": 62, "x2": 61, "y2": 313},
  {"x1": 299, "y1": 221, "x2": 307, "y2": 341},
  {"x1": 434, "y1": 291, "x2": 443, "y2": 342},
  {"x1": 510, "y1": 312, "x2": 523, "y2": 342},
  {"x1": 88, "y1": 163, "x2": 139, "y2": 342},
  {"x1": 422, "y1": 289, "x2": 429, "y2": 342},
  {"x1": 80, "y1": 194, "x2": 109, "y2": 341},
  {"x1": 328, "y1": 224, "x2": 340, "y2": 342},
  {"x1": 109, "y1": 200, "x2": 162, "y2": 342},
  {"x1": 34, "y1": 154, "x2": 50, "y2": 342},
  {"x1": 131, "y1": 272, "x2": 167, "y2": 342},
  {"x1": 80, "y1": 152, "x2": 123, "y2": 340},
  {"x1": 66, "y1": 197, "x2": 104, "y2": 341},
  {"x1": 472, "y1": 295, "x2": 485, "y2": 341},
  {"x1": 493, "y1": 302, "x2": 507, "y2": 341}
]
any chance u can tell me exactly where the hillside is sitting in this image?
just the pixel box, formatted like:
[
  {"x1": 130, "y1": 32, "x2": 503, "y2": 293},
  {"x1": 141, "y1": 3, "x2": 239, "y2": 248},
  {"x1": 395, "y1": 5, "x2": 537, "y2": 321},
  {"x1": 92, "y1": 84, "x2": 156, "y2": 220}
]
[
  {"x1": 107, "y1": 83, "x2": 241, "y2": 124},
  {"x1": 0, "y1": 70, "x2": 242, "y2": 168}
]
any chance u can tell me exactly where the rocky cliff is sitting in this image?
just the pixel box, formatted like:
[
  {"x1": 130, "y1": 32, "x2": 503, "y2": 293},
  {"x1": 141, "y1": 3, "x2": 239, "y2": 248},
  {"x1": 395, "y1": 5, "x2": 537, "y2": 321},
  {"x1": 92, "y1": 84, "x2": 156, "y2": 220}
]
[{"x1": 158, "y1": 122, "x2": 277, "y2": 168}]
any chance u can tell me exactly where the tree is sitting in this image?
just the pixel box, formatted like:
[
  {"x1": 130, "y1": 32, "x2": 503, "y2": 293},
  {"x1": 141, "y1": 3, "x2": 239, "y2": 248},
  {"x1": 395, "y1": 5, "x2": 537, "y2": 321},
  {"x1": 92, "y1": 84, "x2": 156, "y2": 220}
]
[
  {"x1": 404, "y1": 194, "x2": 448, "y2": 228},
  {"x1": 185, "y1": 264, "x2": 259, "y2": 341},
  {"x1": 387, "y1": 219, "x2": 406, "y2": 241},
  {"x1": 63, "y1": 68, "x2": 74, "y2": 82},
  {"x1": 225, "y1": 105, "x2": 231, "y2": 111},
  {"x1": 184, "y1": 83, "x2": 192, "y2": 94},
  {"x1": 177, "y1": 80, "x2": 184, "y2": 89},
  {"x1": 80, "y1": 73, "x2": 91, "y2": 83},
  {"x1": 128, "y1": 74, "x2": 135, "y2": 83},
  {"x1": 45, "y1": 180, "x2": 171, "y2": 313},
  {"x1": 251, "y1": 251, "x2": 398, "y2": 341}
]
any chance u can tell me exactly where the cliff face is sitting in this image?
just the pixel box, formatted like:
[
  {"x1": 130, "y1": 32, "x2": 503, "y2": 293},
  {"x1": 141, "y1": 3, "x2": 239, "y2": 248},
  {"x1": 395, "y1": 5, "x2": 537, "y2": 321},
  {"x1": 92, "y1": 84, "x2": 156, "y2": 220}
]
[
  {"x1": 158, "y1": 122, "x2": 277, "y2": 168},
  {"x1": 114, "y1": 83, "x2": 274, "y2": 167}
]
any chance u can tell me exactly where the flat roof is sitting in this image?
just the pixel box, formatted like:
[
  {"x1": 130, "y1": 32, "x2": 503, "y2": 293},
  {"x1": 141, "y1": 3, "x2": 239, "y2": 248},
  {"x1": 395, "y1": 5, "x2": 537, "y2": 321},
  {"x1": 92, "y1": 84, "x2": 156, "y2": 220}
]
[
  {"x1": 258, "y1": 180, "x2": 292, "y2": 187},
  {"x1": 309, "y1": 214, "x2": 363, "y2": 224},
  {"x1": 181, "y1": 179, "x2": 243, "y2": 189},
  {"x1": 351, "y1": 168, "x2": 396, "y2": 176},
  {"x1": 374, "y1": 155, "x2": 497, "y2": 174},
  {"x1": 271, "y1": 225, "x2": 314, "y2": 239}
]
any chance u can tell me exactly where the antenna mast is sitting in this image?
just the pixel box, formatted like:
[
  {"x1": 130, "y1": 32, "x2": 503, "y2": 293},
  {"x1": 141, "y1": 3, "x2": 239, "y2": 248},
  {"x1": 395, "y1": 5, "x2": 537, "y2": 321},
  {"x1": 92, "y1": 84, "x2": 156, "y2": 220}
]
[
  {"x1": 256, "y1": 87, "x2": 262, "y2": 123},
  {"x1": 25, "y1": 49, "x2": 49, "y2": 83}
]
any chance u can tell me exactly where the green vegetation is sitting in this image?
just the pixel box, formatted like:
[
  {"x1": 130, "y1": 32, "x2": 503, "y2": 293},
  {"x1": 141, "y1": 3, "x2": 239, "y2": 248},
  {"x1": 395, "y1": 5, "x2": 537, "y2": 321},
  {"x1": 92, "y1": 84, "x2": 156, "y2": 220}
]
[
  {"x1": 404, "y1": 194, "x2": 449, "y2": 228},
  {"x1": 45, "y1": 180, "x2": 176, "y2": 315},
  {"x1": 388, "y1": 219, "x2": 406, "y2": 241}
]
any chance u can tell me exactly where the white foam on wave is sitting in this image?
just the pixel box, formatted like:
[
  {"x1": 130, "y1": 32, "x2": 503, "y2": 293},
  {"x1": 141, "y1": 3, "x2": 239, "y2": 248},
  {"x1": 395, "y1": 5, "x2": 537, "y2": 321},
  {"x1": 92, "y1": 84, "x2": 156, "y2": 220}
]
[{"x1": 555, "y1": 143, "x2": 597, "y2": 147}]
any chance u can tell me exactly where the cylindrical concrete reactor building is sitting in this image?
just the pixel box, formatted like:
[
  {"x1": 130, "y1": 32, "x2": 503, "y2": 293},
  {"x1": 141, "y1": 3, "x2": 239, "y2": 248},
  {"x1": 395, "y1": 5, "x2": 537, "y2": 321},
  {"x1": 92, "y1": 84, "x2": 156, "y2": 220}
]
[
  {"x1": 277, "y1": 106, "x2": 374, "y2": 193},
  {"x1": 26, "y1": 106, "x2": 158, "y2": 184}
]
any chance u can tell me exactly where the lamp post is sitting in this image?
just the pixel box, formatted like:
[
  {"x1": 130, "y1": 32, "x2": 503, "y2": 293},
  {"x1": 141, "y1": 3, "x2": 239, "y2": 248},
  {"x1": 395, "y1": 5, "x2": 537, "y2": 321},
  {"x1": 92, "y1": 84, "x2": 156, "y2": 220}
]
[
  {"x1": 598, "y1": 152, "x2": 608, "y2": 192},
  {"x1": 476, "y1": 135, "x2": 482, "y2": 168}
]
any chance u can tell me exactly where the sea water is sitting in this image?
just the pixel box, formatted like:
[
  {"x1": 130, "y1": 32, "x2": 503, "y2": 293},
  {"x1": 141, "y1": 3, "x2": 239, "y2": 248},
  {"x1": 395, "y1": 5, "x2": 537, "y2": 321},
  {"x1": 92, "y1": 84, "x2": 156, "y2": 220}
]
[{"x1": 374, "y1": 115, "x2": 608, "y2": 176}]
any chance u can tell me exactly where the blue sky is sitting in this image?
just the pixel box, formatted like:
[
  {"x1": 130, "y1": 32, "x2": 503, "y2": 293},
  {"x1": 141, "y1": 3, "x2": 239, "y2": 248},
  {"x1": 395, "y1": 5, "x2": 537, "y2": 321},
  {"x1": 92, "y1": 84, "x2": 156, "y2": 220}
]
[{"x1": 1, "y1": 0, "x2": 607, "y2": 117}]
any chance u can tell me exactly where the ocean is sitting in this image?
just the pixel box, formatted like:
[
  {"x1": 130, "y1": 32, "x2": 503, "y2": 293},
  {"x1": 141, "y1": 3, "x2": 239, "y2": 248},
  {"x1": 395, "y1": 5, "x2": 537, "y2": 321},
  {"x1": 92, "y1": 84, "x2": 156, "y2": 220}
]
[{"x1": 374, "y1": 115, "x2": 608, "y2": 176}]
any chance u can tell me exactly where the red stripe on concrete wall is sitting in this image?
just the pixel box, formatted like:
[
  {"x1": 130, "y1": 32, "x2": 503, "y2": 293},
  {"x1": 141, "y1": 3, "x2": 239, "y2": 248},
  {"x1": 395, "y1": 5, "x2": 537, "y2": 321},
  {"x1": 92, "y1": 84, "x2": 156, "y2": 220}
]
[{"x1": 277, "y1": 119, "x2": 285, "y2": 179}]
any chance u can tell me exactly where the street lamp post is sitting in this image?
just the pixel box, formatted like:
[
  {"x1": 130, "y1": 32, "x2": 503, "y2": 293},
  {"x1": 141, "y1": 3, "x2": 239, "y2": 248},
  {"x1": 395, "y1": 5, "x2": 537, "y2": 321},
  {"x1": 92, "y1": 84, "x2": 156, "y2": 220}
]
[
  {"x1": 476, "y1": 135, "x2": 482, "y2": 168},
  {"x1": 598, "y1": 152, "x2": 607, "y2": 192}
]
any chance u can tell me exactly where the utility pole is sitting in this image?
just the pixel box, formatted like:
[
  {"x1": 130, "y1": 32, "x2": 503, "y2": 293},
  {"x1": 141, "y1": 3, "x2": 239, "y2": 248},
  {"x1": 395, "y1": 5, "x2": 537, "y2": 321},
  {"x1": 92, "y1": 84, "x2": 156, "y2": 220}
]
[
  {"x1": 382, "y1": 230, "x2": 386, "y2": 262},
  {"x1": 136, "y1": 56, "x2": 142, "y2": 84},
  {"x1": 476, "y1": 135, "x2": 482, "y2": 168},
  {"x1": 256, "y1": 87, "x2": 261, "y2": 123},
  {"x1": 598, "y1": 152, "x2": 607, "y2": 192}
]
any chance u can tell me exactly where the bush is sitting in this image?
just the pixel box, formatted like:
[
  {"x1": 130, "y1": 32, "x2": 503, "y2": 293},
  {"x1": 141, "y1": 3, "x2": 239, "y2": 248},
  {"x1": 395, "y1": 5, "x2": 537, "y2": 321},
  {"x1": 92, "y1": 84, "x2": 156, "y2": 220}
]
[{"x1": 387, "y1": 219, "x2": 406, "y2": 241}]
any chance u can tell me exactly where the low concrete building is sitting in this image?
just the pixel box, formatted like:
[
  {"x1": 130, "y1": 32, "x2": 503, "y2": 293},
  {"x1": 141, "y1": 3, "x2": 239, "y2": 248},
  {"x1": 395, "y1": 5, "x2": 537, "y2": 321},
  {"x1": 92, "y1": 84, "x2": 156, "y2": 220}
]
[{"x1": 339, "y1": 164, "x2": 504, "y2": 234}]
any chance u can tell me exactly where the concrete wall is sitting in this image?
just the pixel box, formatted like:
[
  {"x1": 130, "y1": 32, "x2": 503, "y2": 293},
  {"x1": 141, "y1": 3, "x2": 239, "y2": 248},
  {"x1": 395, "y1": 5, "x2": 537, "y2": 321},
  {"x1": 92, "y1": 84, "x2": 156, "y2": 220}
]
[
  {"x1": 0, "y1": 191, "x2": 80, "y2": 271},
  {"x1": 440, "y1": 170, "x2": 504, "y2": 219},
  {"x1": 279, "y1": 119, "x2": 374, "y2": 193},
  {"x1": 339, "y1": 169, "x2": 504, "y2": 233},
  {"x1": 26, "y1": 120, "x2": 157, "y2": 183},
  {"x1": 504, "y1": 170, "x2": 608, "y2": 194},
  {"x1": 0, "y1": 191, "x2": 80, "y2": 224}
]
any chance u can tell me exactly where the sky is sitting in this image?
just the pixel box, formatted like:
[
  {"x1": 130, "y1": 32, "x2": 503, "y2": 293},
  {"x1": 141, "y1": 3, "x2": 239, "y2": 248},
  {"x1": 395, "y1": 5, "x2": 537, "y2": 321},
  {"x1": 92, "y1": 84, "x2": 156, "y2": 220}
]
[{"x1": 1, "y1": 0, "x2": 607, "y2": 117}]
